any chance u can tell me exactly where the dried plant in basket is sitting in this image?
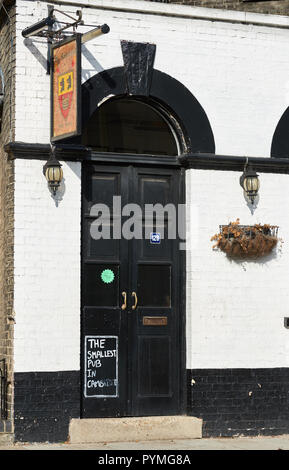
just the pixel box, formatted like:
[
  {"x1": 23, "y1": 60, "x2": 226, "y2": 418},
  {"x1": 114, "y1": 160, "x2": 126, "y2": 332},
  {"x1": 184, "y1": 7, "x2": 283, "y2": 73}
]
[{"x1": 211, "y1": 219, "x2": 279, "y2": 259}]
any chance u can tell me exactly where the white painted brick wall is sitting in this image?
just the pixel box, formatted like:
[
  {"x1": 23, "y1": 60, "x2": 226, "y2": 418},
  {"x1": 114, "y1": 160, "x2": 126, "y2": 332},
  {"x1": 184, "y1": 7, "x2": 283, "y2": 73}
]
[
  {"x1": 15, "y1": 0, "x2": 289, "y2": 155},
  {"x1": 13, "y1": 0, "x2": 289, "y2": 371},
  {"x1": 14, "y1": 159, "x2": 81, "y2": 372},
  {"x1": 186, "y1": 170, "x2": 289, "y2": 369}
]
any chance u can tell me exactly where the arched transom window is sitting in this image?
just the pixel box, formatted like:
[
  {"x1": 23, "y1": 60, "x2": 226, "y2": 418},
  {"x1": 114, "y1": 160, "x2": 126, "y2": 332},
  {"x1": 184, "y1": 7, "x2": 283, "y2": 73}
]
[{"x1": 82, "y1": 97, "x2": 179, "y2": 156}]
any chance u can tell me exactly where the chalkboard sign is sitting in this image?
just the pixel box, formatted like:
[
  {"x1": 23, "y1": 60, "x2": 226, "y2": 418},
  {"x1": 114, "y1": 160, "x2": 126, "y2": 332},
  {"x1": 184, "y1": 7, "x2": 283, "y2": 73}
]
[{"x1": 84, "y1": 335, "x2": 118, "y2": 398}]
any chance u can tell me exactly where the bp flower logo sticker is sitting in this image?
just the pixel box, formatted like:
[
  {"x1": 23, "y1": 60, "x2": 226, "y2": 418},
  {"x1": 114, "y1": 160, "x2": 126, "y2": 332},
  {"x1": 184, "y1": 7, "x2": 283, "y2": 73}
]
[{"x1": 101, "y1": 269, "x2": 115, "y2": 284}]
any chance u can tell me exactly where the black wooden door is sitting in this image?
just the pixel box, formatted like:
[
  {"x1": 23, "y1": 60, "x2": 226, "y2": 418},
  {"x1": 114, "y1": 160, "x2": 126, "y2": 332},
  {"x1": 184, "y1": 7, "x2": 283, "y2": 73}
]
[{"x1": 81, "y1": 163, "x2": 185, "y2": 418}]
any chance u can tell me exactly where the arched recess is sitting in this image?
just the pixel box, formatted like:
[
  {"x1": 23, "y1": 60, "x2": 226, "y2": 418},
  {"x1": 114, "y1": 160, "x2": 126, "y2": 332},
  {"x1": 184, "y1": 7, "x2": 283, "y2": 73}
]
[
  {"x1": 81, "y1": 66, "x2": 215, "y2": 155},
  {"x1": 271, "y1": 108, "x2": 289, "y2": 158},
  {"x1": 82, "y1": 97, "x2": 180, "y2": 156}
]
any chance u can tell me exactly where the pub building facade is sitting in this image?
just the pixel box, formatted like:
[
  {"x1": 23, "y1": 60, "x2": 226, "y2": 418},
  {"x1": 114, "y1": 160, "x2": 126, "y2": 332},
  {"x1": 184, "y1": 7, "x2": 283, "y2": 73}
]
[{"x1": 2, "y1": 0, "x2": 289, "y2": 443}]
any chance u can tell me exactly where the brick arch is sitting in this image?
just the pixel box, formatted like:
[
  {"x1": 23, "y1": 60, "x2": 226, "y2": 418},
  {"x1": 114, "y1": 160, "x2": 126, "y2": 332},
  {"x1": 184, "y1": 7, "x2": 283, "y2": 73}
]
[
  {"x1": 81, "y1": 66, "x2": 215, "y2": 154},
  {"x1": 271, "y1": 107, "x2": 289, "y2": 158}
]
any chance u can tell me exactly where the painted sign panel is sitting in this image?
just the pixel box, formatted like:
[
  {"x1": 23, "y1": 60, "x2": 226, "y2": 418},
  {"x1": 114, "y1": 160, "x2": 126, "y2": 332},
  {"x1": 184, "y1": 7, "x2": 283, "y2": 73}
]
[
  {"x1": 51, "y1": 34, "x2": 81, "y2": 141},
  {"x1": 84, "y1": 335, "x2": 118, "y2": 398}
]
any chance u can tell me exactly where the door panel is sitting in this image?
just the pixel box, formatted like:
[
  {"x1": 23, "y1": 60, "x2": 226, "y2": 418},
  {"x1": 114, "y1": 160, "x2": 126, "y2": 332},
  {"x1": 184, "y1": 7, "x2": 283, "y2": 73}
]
[
  {"x1": 82, "y1": 165, "x2": 129, "y2": 417},
  {"x1": 81, "y1": 163, "x2": 184, "y2": 418},
  {"x1": 130, "y1": 167, "x2": 181, "y2": 416},
  {"x1": 137, "y1": 336, "x2": 172, "y2": 397}
]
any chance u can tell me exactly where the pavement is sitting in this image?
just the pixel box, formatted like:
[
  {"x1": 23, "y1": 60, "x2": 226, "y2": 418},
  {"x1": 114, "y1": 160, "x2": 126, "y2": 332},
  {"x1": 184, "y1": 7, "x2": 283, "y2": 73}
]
[{"x1": 1, "y1": 436, "x2": 289, "y2": 450}]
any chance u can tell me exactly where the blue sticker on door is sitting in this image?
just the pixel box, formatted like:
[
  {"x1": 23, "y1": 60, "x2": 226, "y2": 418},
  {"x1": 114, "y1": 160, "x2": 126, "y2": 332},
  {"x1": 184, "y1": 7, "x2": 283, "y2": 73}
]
[{"x1": 150, "y1": 232, "x2": 161, "y2": 244}]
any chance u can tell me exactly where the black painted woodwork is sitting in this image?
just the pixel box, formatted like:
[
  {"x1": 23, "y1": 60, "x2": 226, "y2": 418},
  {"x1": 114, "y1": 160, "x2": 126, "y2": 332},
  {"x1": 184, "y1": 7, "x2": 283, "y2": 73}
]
[
  {"x1": 6, "y1": 142, "x2": 289, "y2": 174},
  {"x1": 81, "y1": 163, "x2": 185, "y2": 418},
  {"x1": 121, "y1": 41, "x2": 156, "y2": 96},
  {"x1": 180, "y1": 153, "x2": 289, "y2": 174},
  {"x1": 81, "y1": 66, "x2": 215, "y2": 154},
  {"x1": 5, "y1": 58, "x2": 215, "y2": 157}
]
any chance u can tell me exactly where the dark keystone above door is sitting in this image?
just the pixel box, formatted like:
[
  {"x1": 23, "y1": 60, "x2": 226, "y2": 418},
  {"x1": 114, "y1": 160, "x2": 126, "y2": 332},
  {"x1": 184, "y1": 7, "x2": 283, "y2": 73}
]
[{"x1": 121, "y1": 40, "x2": 156, "y2": 96}]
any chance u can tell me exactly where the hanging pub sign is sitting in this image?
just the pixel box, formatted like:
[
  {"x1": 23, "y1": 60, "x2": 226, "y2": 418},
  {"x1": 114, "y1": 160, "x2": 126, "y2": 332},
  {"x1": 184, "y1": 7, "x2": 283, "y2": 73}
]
[{"x1": 51, "y1": 34, "x2": 81, "y2": 141}]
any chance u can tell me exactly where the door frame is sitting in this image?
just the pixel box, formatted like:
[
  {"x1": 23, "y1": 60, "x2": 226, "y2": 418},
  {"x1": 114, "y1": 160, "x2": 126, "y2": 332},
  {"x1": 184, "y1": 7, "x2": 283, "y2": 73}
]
[
  {"x1": 78, "y1": 54, "x2": 215, "y2": 416},
  {"x1": 80, "y1": 158, "x2": 187, "y2": 417}
]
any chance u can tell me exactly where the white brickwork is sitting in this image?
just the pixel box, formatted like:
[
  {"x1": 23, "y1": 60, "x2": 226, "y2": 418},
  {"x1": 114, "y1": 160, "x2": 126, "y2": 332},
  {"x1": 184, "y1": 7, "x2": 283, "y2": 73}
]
[
  {"x1": 13, "y1": 0, "x2": 289, "y2": 371},
  {"x1": 186, "y1": 170, "x2": 289, "y2": 369},
  {"x1": 14, "y1": 159, "x2": 81, "y2": 372}
]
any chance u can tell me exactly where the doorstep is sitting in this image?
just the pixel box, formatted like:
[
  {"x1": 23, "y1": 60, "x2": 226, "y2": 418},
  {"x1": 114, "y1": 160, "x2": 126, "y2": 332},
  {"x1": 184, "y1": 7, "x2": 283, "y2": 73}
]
[{"x1": 69, "y1": 416, "x2": 202, "y2": 444}]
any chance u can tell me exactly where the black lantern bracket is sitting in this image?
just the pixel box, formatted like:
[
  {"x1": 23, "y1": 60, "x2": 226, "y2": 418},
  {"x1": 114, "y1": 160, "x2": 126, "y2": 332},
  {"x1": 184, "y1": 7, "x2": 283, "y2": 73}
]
[{"x1": 42, "y1": 145, "x2": 58, "y2": 175}]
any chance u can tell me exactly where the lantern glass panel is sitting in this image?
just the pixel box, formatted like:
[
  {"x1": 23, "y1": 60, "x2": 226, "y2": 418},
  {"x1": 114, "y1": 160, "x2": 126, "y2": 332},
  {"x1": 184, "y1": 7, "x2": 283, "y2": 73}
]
[
  {"x1": 45, "y1": 166, "x2": 63, "y2": 183},
  {"x1": 244, "y1": 175, "x2": 259, "y2": 193}
]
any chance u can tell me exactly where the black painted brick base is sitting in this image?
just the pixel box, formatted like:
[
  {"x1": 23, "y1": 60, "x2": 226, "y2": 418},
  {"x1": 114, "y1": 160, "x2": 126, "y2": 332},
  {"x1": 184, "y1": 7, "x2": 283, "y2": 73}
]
[
  {"x1": 15, "y1": 368, "x2": 289, "y2": 441},
  {"x1": 14, "y1": 371, "x2": 80, "y2": 443},
  {"x1": 187, "y1": 368, "x2": 289, "y2": 437}
]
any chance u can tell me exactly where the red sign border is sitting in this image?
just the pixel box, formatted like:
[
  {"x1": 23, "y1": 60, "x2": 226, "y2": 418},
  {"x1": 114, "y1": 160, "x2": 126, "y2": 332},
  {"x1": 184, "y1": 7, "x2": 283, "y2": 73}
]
[{"x1": 50, "y1": 34, "x2": 82, "y2": 142}]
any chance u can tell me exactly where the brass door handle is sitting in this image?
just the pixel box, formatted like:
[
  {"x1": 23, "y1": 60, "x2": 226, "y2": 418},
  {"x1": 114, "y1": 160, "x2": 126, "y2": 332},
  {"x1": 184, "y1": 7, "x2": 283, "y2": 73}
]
[
  {"x1": 121, "y1": 291, "x2": 127, "y2": 310},
  {"x1": 132, "y1": 292, "x2": 138, "y2": 310}
]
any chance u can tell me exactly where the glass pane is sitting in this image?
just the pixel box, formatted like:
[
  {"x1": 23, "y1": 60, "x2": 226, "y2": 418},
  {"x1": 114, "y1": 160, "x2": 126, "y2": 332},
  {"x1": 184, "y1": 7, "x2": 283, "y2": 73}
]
[
  {"x1": 137, "y1": 265, "x2": 171, "y2": 307},
  {"x1": 83, "y1": 264, "x2": 119, "y2": 307},
  {"x1": 82, "y1": 98, "x2": 178, "y2": 156}
]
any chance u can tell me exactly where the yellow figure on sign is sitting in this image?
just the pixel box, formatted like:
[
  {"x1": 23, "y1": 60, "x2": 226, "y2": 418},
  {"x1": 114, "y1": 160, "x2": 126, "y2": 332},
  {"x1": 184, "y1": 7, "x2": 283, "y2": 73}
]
[{"x1": 58, "y1": 71, "x2": 74, "y2": 96}]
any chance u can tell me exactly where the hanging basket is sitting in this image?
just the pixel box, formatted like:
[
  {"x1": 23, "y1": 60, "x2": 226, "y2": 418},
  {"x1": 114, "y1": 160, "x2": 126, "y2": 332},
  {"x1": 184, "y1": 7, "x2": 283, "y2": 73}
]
[{"x1": 211, "y1": 220, "x2": 279, "y2": 259}]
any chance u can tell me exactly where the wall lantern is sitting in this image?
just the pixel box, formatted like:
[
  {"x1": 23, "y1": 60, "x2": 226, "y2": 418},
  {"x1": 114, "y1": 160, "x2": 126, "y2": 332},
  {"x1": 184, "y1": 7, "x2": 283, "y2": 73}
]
[
  {"x1": 43, "y1": 147, "x2": 63, "y2": 196},
  {"x1": 239, "y1": 158, "x2": 260, "y2": 205}
]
